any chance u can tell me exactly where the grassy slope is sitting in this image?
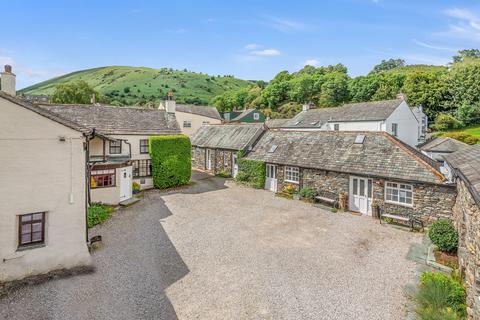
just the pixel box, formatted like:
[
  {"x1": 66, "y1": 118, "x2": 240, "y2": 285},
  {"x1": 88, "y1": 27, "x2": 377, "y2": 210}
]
[
  {"x1": 19, "y1": 66, "x2": 251, "y2": 105},
  {"x1": 447, "y1": 125, "x2": 480, "y2": 138}
]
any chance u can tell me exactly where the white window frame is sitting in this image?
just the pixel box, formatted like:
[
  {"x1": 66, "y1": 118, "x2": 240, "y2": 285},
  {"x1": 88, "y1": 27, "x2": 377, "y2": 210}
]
[
  {"x1": 333, "y1": 123, "x2": 340, "y2": 131},
  {"x1": 385, "y1": 181, "x2": 413, "y2": 207},
  {"x1": 183, "y1": 120, "x2": 192, "y2": 128},
  {"x1": 284, "y1": 166, "x2": 300, "y2": 184},
  {"x1": 391, "y1": 123, "x2": 398, "y2": 137},
  {"x1": 253, "y1": 113, "x2": 260, "y2": 120}
]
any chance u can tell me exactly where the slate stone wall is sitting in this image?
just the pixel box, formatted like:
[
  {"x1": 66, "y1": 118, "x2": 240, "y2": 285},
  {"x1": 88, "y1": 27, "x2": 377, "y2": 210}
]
[
  {"x1": 453, "y1": 180, "x2": 480, "y2": 320},
  {"x1": 214, "y1": 150, "x2": 233, "y2": 176},
  {"x1": 192, "y1": 146, "x2": 206, "y2": 170},
  {"x1": 191, "y1": 147, "x2": 234, "y2": 176}
]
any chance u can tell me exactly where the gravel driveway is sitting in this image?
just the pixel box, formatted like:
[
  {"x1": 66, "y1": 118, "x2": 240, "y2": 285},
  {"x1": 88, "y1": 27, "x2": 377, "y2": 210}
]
[{"x1": 0, "y1": 172, "x2": 421, "y2": 320}]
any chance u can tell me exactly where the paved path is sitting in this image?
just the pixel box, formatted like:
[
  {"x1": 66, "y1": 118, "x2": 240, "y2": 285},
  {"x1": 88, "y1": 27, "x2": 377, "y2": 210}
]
[{"x1": 0, "y1": 173, "x2": 421, "y2": 320}]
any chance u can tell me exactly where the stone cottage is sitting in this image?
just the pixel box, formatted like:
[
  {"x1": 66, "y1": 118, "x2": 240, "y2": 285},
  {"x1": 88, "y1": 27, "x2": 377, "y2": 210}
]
[
  {"x1": 444, "y1": 145, "x2": 480, "y2": 319},
  {"x1": 191, "y1": 123, "x2": 265, "y2": 177},
  {"x1": 247, "y1": 130, "x2": 456, "y2": 221}
]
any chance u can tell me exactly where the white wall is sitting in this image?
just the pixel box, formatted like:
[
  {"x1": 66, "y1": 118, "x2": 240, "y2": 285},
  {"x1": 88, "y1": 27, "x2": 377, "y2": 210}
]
[
  {"x1": 0, "y1": 98, "x2": 92, "y2": 282},
  {"x1": 175, "y1": 111, "x2": 221, "y2": 136},
  {"x1": 326, "y1": 121, "x2": 383, "y2": 131},
  {"x1": 385, "y1": 101, "x2": 419, "y2": 147}
]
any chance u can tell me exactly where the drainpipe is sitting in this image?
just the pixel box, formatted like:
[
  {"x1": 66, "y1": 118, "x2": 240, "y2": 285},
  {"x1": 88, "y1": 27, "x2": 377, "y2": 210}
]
[
  {"x1": 83, "y1": 128, "x2": 95, "y2": 243},
  {"x1": 124, "y1": 139, "x2": 132, "y2": 160}
]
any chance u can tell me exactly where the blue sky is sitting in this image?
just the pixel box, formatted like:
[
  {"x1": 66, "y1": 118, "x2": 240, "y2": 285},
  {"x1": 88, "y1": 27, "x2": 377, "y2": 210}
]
[{"x1": 2, "y1": 0, "x2": 480, "y2": 89}]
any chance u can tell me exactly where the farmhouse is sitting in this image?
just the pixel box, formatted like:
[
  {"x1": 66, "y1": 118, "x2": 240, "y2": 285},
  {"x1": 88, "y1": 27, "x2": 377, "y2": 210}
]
[
  {"x1": 444, "y1": 145, "x2": 480, "y2": 319},
  {"x1": 280, "y1": 98, "x2": 426, "y2": 147},
  {"x1": 191, "y1": 123, "x2": 265, "y2": 177},
  {"x1": 247, "y1": 130, "x2": 456, "y2": 221},
  {"x1": 159, "y1": 96, "x2": 222, "y2": 136},
  {"x1": 37, "y1": 103, "x2": 180, "y2": 205},
  {"x1": 0, "y1": 66, "x2": 92, "y2": 283}
]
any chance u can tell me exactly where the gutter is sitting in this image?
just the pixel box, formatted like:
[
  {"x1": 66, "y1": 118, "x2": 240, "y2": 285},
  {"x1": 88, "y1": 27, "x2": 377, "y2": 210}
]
[{"x1": 83, "y1": 128, "x2": 96, "y2": 243}]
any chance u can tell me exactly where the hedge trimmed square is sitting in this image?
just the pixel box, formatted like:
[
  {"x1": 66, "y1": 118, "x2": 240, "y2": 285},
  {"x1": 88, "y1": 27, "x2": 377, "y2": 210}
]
[{"x1": 149, "y1": 135, "x2": 191, "y2": 189}]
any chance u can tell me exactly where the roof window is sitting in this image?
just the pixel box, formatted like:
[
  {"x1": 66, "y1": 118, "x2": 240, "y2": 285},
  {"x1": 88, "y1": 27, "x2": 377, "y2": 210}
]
[
  {"x1": 268, "y1": 145, "x2": 278, "y2": 153},
  {"x1": 354, "y1": 135, "x2": 365, "y2": 144}
]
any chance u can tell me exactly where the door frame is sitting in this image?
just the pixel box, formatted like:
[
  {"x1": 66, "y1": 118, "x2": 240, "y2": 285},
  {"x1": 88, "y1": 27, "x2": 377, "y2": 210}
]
[
  {"x1": 119, "y1": 166, "x2": 133, "y2": 202},
  {"x1": 349, "y1": 176, "x2": 373, "y2": 215},
  {"x1": 206, "y1": 149, "x2": 212, "y2": 170},
  {"x1": 265, "y1": 163, "x2": 278, "y2": 192},
  {"x1": 232, "y1": 153, "x2": 238, "y2": 178}
]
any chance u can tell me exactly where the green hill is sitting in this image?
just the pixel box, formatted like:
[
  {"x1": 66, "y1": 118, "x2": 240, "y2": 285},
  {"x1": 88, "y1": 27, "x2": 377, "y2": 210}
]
[{"x1": 19, "y1": 66, "x2": 252, "y2": 105}]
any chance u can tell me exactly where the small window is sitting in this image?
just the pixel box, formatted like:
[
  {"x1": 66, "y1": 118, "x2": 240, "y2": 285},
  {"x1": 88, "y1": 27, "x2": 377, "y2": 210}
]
[
  {"x1": 109, "y1": 140, "x2": 122, "y2": 154},
  {"x1": 139, "y1": 139, "x2": 149, "y2": 154},
  {"x1": 385, "y1": 181, "x2": 413, "y2": 206},
  {"x1": 310, "y1": 121, "x2": 319, "y2": 125},
  {"x1": 202, "y1": 121, "x2": 210, "y2": 125},
  {"x1": 392, "y1": 123, "x2": 398, "y2": 137},
  {"x1": 333, "y1": 124, "x2": 340, "y2": 131},
  {"x1": 253, "y1": 113, "x2": 260, "y2": 120},
  {"x1": 284, "y1": 166, "x2": 300, "y2": 183},
  {"x1": 354, "y1": 135, "x2": 365, "y2": 144},
  {"x1": 91, "y1": 169, "x2": 116, "y2": 188},
  {"x1": 19, "y1": 212, "x2": 45, "y2": 247},
  {"x1": 295, "y1": 121, "x2": 302, "y2": 125},
  {"x1": 132, "y1": 160, "x2": 152, "y2": 178},
  {"x1": 183, "y1": 121, "x2": 192, "y2": 128},
  {"x1": 268, "y1": 145, "x2": 278, "y2": 153}
]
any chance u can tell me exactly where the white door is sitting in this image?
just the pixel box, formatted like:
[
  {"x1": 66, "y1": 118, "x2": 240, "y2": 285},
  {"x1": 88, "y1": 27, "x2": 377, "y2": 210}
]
[
  {"x1": 232, "y1": 154, "x2": 239, "y2": 178},
  {"x1": 119, "y1": 166, "x2": 133, "y2": 202},
  {"x1": 206, "y1": 149, "x2": 212, "y2": 170},
  {"x1": 265, "y1": 164, "x2": 277, "y2": 192},
  {"x1": 349, "y1": 176, "x2": 373, "y2": 215}
]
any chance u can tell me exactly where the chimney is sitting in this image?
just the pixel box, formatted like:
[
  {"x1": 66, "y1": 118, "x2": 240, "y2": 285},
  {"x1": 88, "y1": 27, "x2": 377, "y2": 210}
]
[
  {"x1": 164, "y1": 91, "x2": 176, "y2": 113},
  {"x1": 0, "y1": 65, "x2": 16, "y2": 96},
  {"x1": 302, "y1": 103, "x2": 311, "y2": 112}
]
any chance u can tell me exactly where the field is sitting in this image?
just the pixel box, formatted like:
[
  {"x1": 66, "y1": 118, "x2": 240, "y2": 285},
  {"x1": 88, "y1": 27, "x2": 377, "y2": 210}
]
[{"x1": 19, "y1": 66, "x2": 252, "y2": 106}]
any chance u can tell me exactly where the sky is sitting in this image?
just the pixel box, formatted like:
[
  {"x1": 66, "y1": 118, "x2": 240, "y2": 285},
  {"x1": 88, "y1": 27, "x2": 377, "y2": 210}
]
[{"x1": 2, "y1": 0, "x2": 480, "y2": 89}]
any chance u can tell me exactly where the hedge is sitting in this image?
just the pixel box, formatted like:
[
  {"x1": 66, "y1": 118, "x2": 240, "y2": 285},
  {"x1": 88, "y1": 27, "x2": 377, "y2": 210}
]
[
  {"x1": 149, "y1": 135, "x2": 191, "y2": 189},
  {"x1": 236, "y1": 152, "x2": 266, "y2": 189},
  {"x1": 428, "y1": 219, "x2": 459, "y2": 253}
]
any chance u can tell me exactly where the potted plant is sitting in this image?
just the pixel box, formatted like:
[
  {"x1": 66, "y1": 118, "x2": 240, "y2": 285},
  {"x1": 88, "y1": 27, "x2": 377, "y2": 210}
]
[
  {"x1": 299, "y1": 187, "x2": 317, "y2": 203},
  {"x1": 132, "y1": 182, "x2": 141, "y2": 195}
]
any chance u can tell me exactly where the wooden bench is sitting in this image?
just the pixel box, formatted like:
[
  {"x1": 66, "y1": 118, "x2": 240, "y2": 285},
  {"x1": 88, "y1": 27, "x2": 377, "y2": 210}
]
[
  {"x1": 315, "y1": 190, "x2": 339, "y2": 208},
  {"x1": 378, "y1": 206, "x2": 424, "y2": 231}
]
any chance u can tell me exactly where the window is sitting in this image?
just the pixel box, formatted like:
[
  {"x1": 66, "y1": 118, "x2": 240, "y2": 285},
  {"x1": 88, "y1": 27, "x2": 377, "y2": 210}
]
[
  {"x1": 132, "y1": 160, "x2": 152, "y2": 178},
  {"x1": 183, "y1": 120, "x2": 192, "y2": 128},
  {"x1": 284, "y1": 166, "x2": 300, "y2": 183},
  {"x1": 202, "y1": 121, "x2": 210, "y2": 125},
  {"x1": 253, "y1": 113, "x2": 260, "y2": 120},
  {"x1": 109, "y1": 140, "x2": 122, "y2": 154},
  {"x1": 333, "y1": 124, "x2": 340, "y2": 131},
  {"x1": 139, "y1": 139, "x2": 149, "y2": 154},
  {"x1": 391, "y1": 123, "x2": 398, "y2": 137},
  {"x1": 385, "y1": 182, "x2": 413, "y2": 206},
  {"x1": 19, "y1": 212, "x2": 45, "y2": 247},
  {"x1": 91, "y1": 169, "x2": 116, "y2": 188}
]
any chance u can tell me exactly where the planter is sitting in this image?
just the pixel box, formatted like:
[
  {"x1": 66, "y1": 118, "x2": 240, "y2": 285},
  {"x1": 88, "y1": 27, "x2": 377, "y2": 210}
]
[
  {"x1": 132, "y1": 190, "x2": 140, "y2": 195},
  {"x1": 426, "y1": 245, "x2": 455, "y2": 273}
]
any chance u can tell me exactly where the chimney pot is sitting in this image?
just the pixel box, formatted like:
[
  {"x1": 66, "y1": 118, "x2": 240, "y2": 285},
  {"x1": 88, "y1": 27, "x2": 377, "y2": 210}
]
[
  {"x1": 1, "y1": 64, "x2": 16, "y2": 96},
  {"x1": 4, "y1": 65, "x2": 12, "y2": 74}
]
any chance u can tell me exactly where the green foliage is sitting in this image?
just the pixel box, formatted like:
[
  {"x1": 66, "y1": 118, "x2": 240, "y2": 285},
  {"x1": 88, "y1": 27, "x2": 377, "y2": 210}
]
[
  {"x1": 149, "y1": 135, "x2": 191, "y2": 189},
  {"x1": 433, "y1": 114, "x2": 463, "y2": 131},
  {"x1": 299, "y1": 187, "x2": 317, "y2": 199},
  {"x1": 417, "y1": 272, "x2": 466, "y2": 319},
  {"x1": 443, "y1": 131, "x2": 480, "y2": 145},
  {"x1": 428, "y1": 220, "x2": 459, "y2": 253},
  {"x1": 282, "y1": 184, "x2": 297, "y2": 194},
  {"x1": 216, "y1": 170, "x2": 231, "y2": 178},
  {"x1": 236, "y1": 155, "x2": 266, "y2": 189},
  {"x1": 445, "y1": 58, "x2": 480, "y2": 112},
  {"x1": 453, "y1": 49, "x2": 480, "y2": 63},
  {"x1": 371, "y1": 58, "x2": 405, "y2": 73},
  {"x1": 51, "y1": 80, "x2": 101, "y2": 104},
  {"x1": 87, "y1": 203, "x2": 114, "y2": 228},
  {"x1": 132, "y1": 182, "x2": 141, "y2": 192},
  {"x1": 456, "y1": 102, "x2": 480, "y2": 126}
]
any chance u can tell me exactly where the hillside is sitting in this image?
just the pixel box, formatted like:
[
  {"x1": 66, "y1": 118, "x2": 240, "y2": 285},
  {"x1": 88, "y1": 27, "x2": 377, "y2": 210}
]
[{"x1": 19, "y1": 66, "x2": 252, "y2": 105}]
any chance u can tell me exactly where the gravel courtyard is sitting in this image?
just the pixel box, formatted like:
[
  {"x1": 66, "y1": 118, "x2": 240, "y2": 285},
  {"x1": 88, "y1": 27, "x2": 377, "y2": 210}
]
[{"x1": 0, "y1": 172, "x2": 422, "y2": 320}]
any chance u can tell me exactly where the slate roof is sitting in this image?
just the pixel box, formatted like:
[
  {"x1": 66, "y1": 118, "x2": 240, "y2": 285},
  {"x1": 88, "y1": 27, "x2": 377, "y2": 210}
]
[
  {"x1": 191, "y1": 123, "x2": 265, "y2": 150},
  {"x1": 175, "y1": 104, "x2": 221, "y2": 120},
  {"x1": 265, "y1": 119, "x2": 290, "y2": 128},
  {"x1": 443, "y1": 145, "x2": 480, "y2": 204},
  {"x1": 419, "y1": 137, "x2": 468, "y2": 153},
  {"x1": 247, "y1": 130, "x2": 445, "y2": 185},
  {"x1": 37, "y1": 103, "x2": 180, "y2": 136},
  {"x1": 284, "y1": 99, "x2": 403, "y2": 128}
]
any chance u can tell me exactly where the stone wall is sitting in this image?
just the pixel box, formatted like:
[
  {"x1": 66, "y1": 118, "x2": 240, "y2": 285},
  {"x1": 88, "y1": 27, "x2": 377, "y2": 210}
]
[
  {"x1": 191, "y1": 146, "x2": 234, "y2": 176},
  {"x1": 192, "y1": 146, "x2": 206, "y2": 170},
  {"x1": 214, "y1": 150, "x2": 233, "y2": 175},
  {"x1": 453, "y1": 179, "x2": 480, "y2": 319},
  {"x1": 272, "y1": 165, "x2": 456, "y2": 222}
]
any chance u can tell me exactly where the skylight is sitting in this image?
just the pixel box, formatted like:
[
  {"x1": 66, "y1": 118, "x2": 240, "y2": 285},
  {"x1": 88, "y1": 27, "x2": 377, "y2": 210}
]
[
  {"x1": 310, "y1": 121, "x2": 319, "y2": 125},
  {"x1": 268, "y1": 145, "x2": 278, "y2": 153},
  {"x1": 354, "y1": 135, "x2": 365, "y2": 144},
  {"x1": 295, "y1": 121, "x2": 302, "y2": 125}
]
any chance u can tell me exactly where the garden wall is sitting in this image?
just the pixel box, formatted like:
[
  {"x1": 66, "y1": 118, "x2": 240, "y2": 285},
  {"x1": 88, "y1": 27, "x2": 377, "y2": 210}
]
[
  {"x1": 452, "y1": 179, "x2": 480, "y2": 319},
  {"x1": 191, "y1": 146, "x2": 234, "y2": 176}
]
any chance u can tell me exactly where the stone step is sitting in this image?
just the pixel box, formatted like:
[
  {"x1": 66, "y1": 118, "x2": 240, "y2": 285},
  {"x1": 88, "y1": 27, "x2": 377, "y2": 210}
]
[{"x1": 119, "y1": 197, "x2": 140, "y2": 207}]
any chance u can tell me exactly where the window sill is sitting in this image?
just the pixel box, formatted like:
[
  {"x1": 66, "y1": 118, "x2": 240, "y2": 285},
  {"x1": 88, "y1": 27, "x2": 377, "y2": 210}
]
[
  {"x1": 17, "y1": 243, "x2": 46, "y2": 252},
  {"x1": 384, "y1": 200, "x2": 413, "y2": 208},
  {"x1": 284, "y1": 180, "x2": 299, "y2": 184}
]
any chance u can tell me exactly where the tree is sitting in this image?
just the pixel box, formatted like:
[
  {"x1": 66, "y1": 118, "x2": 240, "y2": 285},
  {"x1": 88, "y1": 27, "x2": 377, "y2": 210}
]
[
  {"x1": 371, "y1": 58, "x2": 405, "y2": 73},
  {"x1": 287, "y1": 76, "x2": 315, "y2": 103},
  {"x1": 402, "y1": 71, "x2": 447, "y2": 118},
  {"x1": 452, "y1": 49, "x2": 480, "y2": 63},
  {"x1": 51, "y1": 81, "x2": 102, "y2": 104},
  {"x1": 445, "y1": 58, "x2": 480, "y2": 112},
  {"x1": 348, "y1": 75, "x2": 379, "y2": 102},
  {"x1": 456, "y1": 102, "x2": 480, "y2": 126},
  {"x1": 317, "y1": 72, "x2": 349, "y2": 107}
]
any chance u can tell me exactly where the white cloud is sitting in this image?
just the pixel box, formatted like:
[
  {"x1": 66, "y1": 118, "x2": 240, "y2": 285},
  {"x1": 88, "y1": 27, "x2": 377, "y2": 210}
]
[
  {"x1": 401, "y1": 53, "x2": 450, "y2": 66},
  {"x1": 412, "y1": 39, "x2": 457, "y2": 52},
  {"x1": 261, "y1": 16, "x2": 313, "y2": 33},
  {"x1": 304, "y1": 59, "x2": 320, "y2": 67},
  {"x1": 250, "y1": 49, "x2": 281, "y2": 56},
  {"x1": 244, "y1": 43, "x2": 260, "y2": 50},
  {"x1": 437, "y1": 7, "x2": 480, "y2": 41}
]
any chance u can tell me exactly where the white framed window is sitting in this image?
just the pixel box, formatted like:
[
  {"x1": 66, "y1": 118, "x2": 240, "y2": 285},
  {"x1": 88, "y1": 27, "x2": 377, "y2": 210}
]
[
  {"x1": 183, "y1": 120, "x2": 192, "y2": 128},
  {"x1": 253, "y1": 113, "x2": 260, "y2": 120},
  {"x1": 385, "y1": 181, "x2": 413, "y2": 206},
  {"x1": 391, "y1": 123, "x2": 398, "y2": 137},
  {"x1": 284, "y1": 166, "x2": 299, "y2": 183},
  {"x1": 333, "y1": 123, "x2": 340, "y2": 131}
]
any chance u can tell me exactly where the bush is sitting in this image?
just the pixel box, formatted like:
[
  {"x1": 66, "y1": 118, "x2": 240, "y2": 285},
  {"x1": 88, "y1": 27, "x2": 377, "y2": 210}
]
[
  {"x1": 149, "y1": 135, "x2": 191, "y2": 189},
  {"x1": 132, "y1": 182, "x2": 141, "y2": 192},
  {"x1": 443, "y1": 132, "x2": 480, "y2": 145},
  {"x1": 236, "y1": 153, "x2": 266, "y2": 189},
  {"x1": 216, "y1": 170, "x2": 231, "y2": 178},
  {"x1": 428, "y1": 220, "x2": 459, "y2": 253},
  {"x1": 282, "y1": 184, "x2": 297, "y2": 194},
  {"x1": 456, "y1": 102, "x2": 480, "y2": 126},
  {"x1": 417, "y1": 272, "x2": 466, "y2": 319},
  {"x1": 88, "y1": 203, "x2": 114, "y2": 228},
  {"x1": 433, "y1": 113, "x2": 463, "y2": 131},
  {"x1": 299, "y1": 187, "x2": 317, "y2": 199}
]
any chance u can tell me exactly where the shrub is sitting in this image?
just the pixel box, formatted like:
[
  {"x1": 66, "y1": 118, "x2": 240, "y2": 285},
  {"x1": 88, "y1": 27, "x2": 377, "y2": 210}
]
[
  {"x1": 236, "y1": 153, "x2": 266, "y2": 189},
  {"x1": 428, "y1": 220, "x2": 459, "y2": 253},
  {"x1": 149, "y1": 135, "x2": 191, "y2": 189},
  {"x1": 132, "y1": 182, "x2": 141, "y2": 192},
  {"x1": 417, "y1": 272, "x2": 466, "y2": 318},
  {"x1": 88, "y1": 203, "x2": 114, "y2": 228},
  {"x1": 443, "y1": 132, "x2": 480, "y2": 145},
  {"x1": 216, "y1": 170, "x2": 231, "y2": 178},
  {"x1": 282, "y1": 184, "x2": 297, "y2": 194},
  {"x1": 299, "y1": 187, "x2": 317, "y2": 199},
  {"x1": 433, "y1": 113, "x2": 463, "y2": 131}
]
